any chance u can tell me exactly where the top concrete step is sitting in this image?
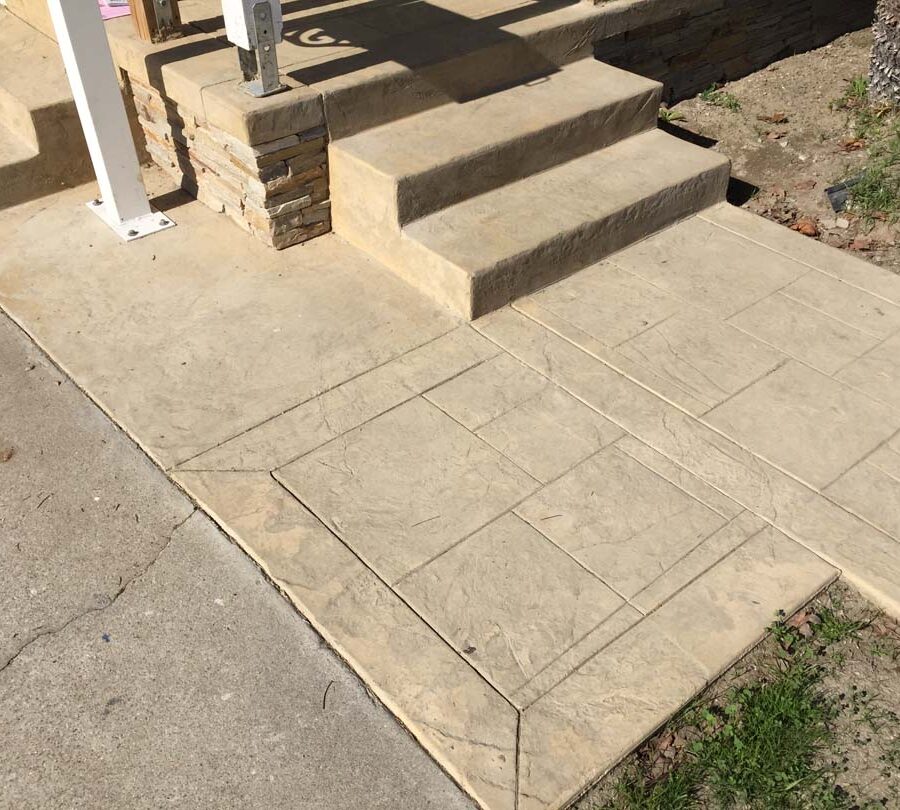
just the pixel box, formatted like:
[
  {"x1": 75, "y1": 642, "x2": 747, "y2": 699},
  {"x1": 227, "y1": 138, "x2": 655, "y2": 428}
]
[{"x1": 331, "y1": 59, "x2": 662, "y2": 225}]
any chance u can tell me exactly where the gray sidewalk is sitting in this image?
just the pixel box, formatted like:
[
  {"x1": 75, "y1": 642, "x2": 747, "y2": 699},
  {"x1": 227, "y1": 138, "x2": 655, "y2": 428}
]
[{"x1": 0, "y1": 313, "x2": 472, "y2": 810}]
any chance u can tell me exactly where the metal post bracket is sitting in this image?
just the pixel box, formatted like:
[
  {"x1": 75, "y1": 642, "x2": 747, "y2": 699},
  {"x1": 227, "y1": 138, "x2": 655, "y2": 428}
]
[
  {"x1": 87, "y1": 199, "x2": 176, "y2": 242},
  {"x1": 235, "y1": 0, "x2": 287, "y2": 98}
]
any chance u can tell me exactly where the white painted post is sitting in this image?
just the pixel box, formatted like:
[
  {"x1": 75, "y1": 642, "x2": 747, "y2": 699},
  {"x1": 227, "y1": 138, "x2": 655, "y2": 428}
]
[{"x1": 46, "y1": 0, "x2": 175, "y2": 240}]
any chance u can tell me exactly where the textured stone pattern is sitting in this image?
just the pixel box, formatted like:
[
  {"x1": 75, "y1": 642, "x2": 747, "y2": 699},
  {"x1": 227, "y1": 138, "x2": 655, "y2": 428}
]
[
  {"x1": 595, "y1": 0, "x2": 875, "y2": 103},
  {"x1": 162, "y1": 203, "x2": 900, "y2": 808},
  {"x1": 130, "y1": 77, "x2": 329, "y2": 249},
  {"x1": 6, "y1": 171, "x2": 900, "y2": 809}
]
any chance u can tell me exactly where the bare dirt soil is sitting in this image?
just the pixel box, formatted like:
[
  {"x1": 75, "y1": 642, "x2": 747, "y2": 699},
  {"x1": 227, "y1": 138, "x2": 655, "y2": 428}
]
[{"x1": 666, "y1": 29, "x2": 900, "y2": 275}]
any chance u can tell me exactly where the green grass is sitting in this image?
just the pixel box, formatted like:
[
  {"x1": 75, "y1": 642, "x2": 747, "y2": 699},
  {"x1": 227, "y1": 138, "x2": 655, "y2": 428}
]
[
  {"x1": 831, "y1": 75, "x2": 870, "y2": 112},
  {"x1": 604, "y1": 766, "x2": 699, "y2": 809},
  {"x1": 694, "y1": 666, "x2": 842, "y2": 809},
  {"x1": 816, "y1": 606, "x2": 869, "y2": 645},
  {"x1": 830, "y1": 77, "x2": 900, "y2": 221},
  {"x1": 849, "y1": 145, "x2": 900, "y2": 222},
  {"x1": 699, "y1": 85, "x2": 741, "y2": 112},
  {"x1": 847, "y1": 122, "x2": 900, "y2": 222},
  {"x1": 594, "y1": 614, "x2": 851, "y2": 810}
]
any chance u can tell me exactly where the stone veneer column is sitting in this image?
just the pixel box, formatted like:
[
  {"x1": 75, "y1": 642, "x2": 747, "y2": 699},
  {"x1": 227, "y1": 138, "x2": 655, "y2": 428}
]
[
  {"x1": 129, "y1": 75, "x2": 329, "y2": 248},
  {"x1": 107, "y1": 22, "x2": 331, "y2": 250}
]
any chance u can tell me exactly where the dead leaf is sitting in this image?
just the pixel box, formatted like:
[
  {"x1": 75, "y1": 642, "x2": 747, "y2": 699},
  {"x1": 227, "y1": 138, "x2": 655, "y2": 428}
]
[
  {"x1": 849, "y1": 237, "x2": 873, "y2": 251},
  {"x1": 0, "y1": 447, "x2": 14, "y2": 463},
  {"x1": 766, "y1": 129, "x2": 787, "y2": 141},
  {"x1": 786, "y1": 610, "x2": 810, "y2": 628},
  {"x1": 791, "y1": 217, "x2": 819, "y2": 237},
  {"x1": 795, "y1": 179, "x2": 817, "y2": 191},
  {"x1": 758, "y1": 112, "x2": 789, "y2": 124},
  {"x1": 839, "y1": 137, "x2": 866, "y2": 152},
  {"x1": 656, "y1": 732, "x2": 675, "y2": 752}
]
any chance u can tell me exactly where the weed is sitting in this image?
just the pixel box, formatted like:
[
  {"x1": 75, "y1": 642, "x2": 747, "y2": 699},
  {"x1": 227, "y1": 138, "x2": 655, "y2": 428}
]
[
  {"x1": 849, "y1": 156, "x2": 900, "y2": 221},
  {"x1": 816, "y1": 606, "x2": 869, "y2": 644},
  {"x1": 829, "y1": 77, "x2": 900, "y2": 220},
  {"x1": 831, "y1": 75, "x2": 870, "y2": 111},
  {"x1": 599, "y1": 766, "x2": 700, "y2": 810},
  {"x1": 659, "y1": 107, "x2": 685, "y2": 123},
  {"x1": 597, "y1": 655, "x2": 848, "y2": 809},
  {"x1": 699, "y1": 85, "x2": 741, "y2": 111},
  {"x1": 696, "y1": 666, "x2": 843, "y2": 809}
]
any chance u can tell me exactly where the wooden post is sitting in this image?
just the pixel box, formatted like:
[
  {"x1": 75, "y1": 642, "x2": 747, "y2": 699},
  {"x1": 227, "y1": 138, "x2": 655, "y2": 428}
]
[{"x1": 130, "y1": 0, "x2": 181, "y2": 43}]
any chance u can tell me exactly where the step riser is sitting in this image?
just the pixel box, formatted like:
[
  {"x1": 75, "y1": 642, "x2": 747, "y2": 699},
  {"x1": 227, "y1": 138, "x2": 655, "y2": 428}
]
[
  {"x1": 320, "y1": 5, "x2": 607, "y2": 141},
  {"x1": 332, "y1": 84, "x2": 661, "y2": 229},
  {"x1": 32, "y1": 103, "x2": 89, "y2": 157},
  {"x1": 0, "y1": 85, "x2": 38, "y2": 150},
  {"x1": 336, "y1": 157, "x2": 730, "y2": 319},
  {"x1": 323, "y1": 38, "x2": 570, "y2": 141},
  {"x1": 330, "y1": 180, "x2": 474, "y2": 317},
  {"x1": 0, "y1": 77, "x2": 85, "y2": 162}
]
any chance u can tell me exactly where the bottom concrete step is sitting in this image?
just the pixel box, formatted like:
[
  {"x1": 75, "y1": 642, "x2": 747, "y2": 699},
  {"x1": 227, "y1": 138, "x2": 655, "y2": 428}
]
[
  {"x1": 0, "y1": 121, "x2": 42, "y2": 209},
  {"x1": 0, "y1": 118, "x2": 94, "y2": 211},
  {"x1": 403, "y1": 129, "x2": 731, "y2": 317},
  {"x1": 337, "y1": 129, "x2": 731, "y2": 319}
]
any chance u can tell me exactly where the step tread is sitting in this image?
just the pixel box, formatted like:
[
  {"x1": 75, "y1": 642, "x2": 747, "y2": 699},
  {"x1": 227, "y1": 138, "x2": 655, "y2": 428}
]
[
  {"x1": 0, "y1": 8, "x2": 73, "y2": 112},
  {"x1": 334, "y1": 59, "x2": 661, "y2": 179},
  {"x1": 404, "y1": 129, "x2": 730, "y2": 276}
]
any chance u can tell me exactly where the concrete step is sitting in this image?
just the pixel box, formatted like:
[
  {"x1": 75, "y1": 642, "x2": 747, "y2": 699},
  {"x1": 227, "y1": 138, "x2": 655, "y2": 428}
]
[
  {"x1": 0, "y1": 8, "x2": 92, "y2": 208},
  {"x1": 331, "y1": 60, "x2": 662, "y2": 226},
  {"x1": 337, "y1": 128, "x2": 730, "y2": 318}
]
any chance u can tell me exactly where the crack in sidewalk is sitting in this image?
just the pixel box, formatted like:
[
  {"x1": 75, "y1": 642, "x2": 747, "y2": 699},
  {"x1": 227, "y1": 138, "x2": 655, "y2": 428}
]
[{"x1": 0, "y1": 508, "x2": 198, "y2": 675}]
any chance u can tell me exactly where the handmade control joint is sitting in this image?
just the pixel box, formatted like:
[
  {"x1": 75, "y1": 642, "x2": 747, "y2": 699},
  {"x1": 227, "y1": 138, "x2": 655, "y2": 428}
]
[{"x1": 222, "y1": 0, "x2": 287, "y2": 97}]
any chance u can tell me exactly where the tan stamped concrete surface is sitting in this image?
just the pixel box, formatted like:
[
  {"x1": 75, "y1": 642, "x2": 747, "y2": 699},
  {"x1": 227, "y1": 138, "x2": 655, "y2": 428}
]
[{"x1": 2, "y1": 174, "x2": 900, "y2": 810}]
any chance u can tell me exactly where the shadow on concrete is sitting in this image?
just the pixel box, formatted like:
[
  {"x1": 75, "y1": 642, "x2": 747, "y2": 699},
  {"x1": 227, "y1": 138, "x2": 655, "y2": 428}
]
[{"x1": 281, "y1": 0, "x2": 569, "y2": 101}]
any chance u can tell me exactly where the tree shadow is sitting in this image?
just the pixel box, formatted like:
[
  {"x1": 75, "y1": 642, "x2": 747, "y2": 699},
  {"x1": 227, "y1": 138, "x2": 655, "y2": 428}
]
[{"x1": 281, "y1": 0, "x2": 570, "y2": 101}]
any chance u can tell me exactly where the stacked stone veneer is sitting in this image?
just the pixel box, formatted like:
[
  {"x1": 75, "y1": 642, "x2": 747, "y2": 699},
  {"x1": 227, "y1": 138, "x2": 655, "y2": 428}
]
[
  {"x1": 595, "y1": 0, "x2": 875, "y2": 104},
  {"x1": 130, "y1": 77, "x2": 329, "y2": 249}
]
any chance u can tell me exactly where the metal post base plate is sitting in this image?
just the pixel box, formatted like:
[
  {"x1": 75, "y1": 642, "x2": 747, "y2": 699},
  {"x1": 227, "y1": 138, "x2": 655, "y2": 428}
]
[
  {"x1": 86, "y1": 199, "x2": 176, "y2": 241},
  {"x1": 239, "y1": 78, "x2": 288, "y2": 98}
]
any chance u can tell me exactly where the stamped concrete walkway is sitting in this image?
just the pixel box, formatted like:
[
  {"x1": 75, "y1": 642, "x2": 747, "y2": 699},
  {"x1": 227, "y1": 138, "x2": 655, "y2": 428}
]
[
  {"x1": 1, "y1": 170, "x2": 899, "y2": 810},
  {"x1": 0, "y1": 312, "x2": 475, "y2": 810}
]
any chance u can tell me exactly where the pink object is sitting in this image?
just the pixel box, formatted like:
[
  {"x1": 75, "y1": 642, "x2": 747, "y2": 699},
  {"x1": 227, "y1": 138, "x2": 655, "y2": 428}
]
[{"x1": 99, "y1": 0, "x2": 131, "y2": 20}]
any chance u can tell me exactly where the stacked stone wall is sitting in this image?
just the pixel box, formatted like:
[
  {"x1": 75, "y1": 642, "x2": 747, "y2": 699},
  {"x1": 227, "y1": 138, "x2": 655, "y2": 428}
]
[
  {"x1": 595, "y1": 0, "x2": 875, "y2": 104},
  {"x1": 130, "y1": 77, "x2": 330, "y2": 249}
]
